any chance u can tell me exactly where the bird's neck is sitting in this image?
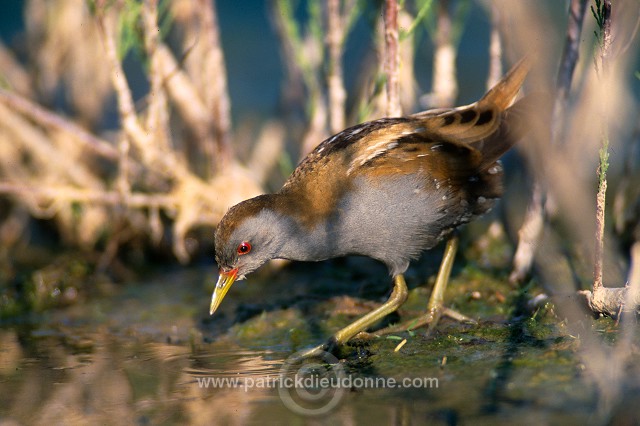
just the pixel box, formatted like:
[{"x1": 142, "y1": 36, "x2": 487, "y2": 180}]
[{"x1": 264, "y1": 192, "x2": 335, "y2": 263}]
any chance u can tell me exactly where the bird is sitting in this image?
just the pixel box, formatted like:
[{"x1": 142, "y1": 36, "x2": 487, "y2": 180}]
[{"x1": 210, "y1": 57, "x2": 531, "y2": 354}]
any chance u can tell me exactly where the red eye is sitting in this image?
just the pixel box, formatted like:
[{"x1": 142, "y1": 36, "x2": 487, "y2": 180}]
[{"x1": 237, "y1": 241, "x2": 252, "y2": 255}]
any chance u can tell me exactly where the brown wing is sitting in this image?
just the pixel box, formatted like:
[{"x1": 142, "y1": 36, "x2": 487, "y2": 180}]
[
  {"x1": 349, "y1": 56, "x2": 532, "y2": 182},
  {"x1": 278, "y1": 57, "x2": 531, "y2": 227}
]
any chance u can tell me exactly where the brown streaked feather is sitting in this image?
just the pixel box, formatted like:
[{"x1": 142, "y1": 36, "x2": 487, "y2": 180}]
[
  {"x1": 405, "y1": 56, "x2": 531, "y2": 169},
  {"x1": 280, "y1": 119, "x2": 413, "y2": 228},
  {"x1": 276, "y1": 58, "x2": 531, "y2": 228}
]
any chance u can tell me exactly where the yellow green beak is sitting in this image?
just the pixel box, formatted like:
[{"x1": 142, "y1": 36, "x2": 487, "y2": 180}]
[{"x1": 210, "y1": 268, "x2": 238, "y2": 315}]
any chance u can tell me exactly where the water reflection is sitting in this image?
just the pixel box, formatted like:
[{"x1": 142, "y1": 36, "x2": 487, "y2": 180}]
[
  {"x1": 0, "y1": 325, "x2": 444, "y2": 425},
  {"x1": 1, "y1": 328, "x2": 184, "y2": 423},
  {"x1": 185, "y1": 349, "x2": 285, "y2": 379}
]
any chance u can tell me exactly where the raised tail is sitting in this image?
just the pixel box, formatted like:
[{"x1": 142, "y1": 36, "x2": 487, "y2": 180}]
[
  {"x1": 473, "y1": 57, "x2": 535, "y2": 170},
  {"x1": 478, "y1": 56, "x2": 532, "y2": 110}
]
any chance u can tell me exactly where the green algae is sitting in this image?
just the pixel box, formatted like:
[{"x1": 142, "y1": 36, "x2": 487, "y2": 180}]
[{"x1": 229, "y1": 308, "x2": 314, "y2": 349}]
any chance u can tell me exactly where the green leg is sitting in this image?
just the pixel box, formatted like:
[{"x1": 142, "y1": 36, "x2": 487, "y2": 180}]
[
  {"x1": 421, "y1": 235, "x2": 474, "y2": 334},
  {"x1": 298, "y1": 274, "x2": 409, "y2": 359},
  {"x1": 371, "y1": 236, "x2": 474, "y2": 337},
  {"x1": 426, "y1": 235, "x2": 459, "y2": 314}
]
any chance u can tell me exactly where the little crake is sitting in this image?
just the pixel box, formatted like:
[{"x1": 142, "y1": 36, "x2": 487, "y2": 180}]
[{"x1": 211, "y1": 58, "x2": 532, "y2": 353}]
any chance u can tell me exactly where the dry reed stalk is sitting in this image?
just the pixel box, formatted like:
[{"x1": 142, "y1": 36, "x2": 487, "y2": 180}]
[
  {"x1": 383, "y1": 0, "x2": 402, "y2": 116},
  {"x1": 326, "y1": 0, "x2": 347, "y2": 133},
  {"x1": 486, "y1": 1, "x2": 502, "y2": 90},
  {"x1": 509, "y1": 0, "x2": 590, "y2": 285},
  {"x1": 431, "y1": 0, "x2": 457, "y2": 108},
  {"x1": 198, "y1": 0, "x2": 233, "y2": 172}
]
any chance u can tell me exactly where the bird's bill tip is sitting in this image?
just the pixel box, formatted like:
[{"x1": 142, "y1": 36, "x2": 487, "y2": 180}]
[{"x1": 209, "y1": 268, "x2": 238, "y2": 315}]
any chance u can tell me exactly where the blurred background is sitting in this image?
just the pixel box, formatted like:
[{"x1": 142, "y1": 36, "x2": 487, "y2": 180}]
[{"x1": 1, "y1": 0, "x2": 640, "y2": 424}]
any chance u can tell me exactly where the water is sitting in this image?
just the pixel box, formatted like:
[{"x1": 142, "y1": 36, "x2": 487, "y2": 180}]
[{"x1": 2, "y1": 265, "x2": 638, "y2": 425}]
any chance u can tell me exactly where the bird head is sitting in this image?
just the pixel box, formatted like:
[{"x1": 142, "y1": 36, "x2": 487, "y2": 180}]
[{"x1": 210, "y1": 195, "x2": 286, "y2": 315}]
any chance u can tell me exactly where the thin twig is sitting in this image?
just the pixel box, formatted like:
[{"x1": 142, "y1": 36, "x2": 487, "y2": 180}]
[
  {"x1": 116, "y1": 133, "x2": 131, "y2": 197},
  {"x1": 431, "y1": 0, "x2": 457, "y2": 108},
  {"x1": 486, "y1": 1, "x2": 503, "y2": 90},
  {"x1": 509, "y1": 183, "x2": 545, "y2": 284},
  {"x1": 97, "y1": 12, "x2": 153, "y2": 158},
  {"x1": 593, "y1": 0, "x2": 612, "y2": 292},
  {"x1": 155, "y1": 44, "x2": 215, "y2": 150},
  {"x1": 326, "y1": 0, "x2": 347, "y2": 132},
  {"x1": 555, "y1": 0, "x2": 590, "y2": 108},
  {"x1": 0, "y1": 88, "x2": 118, "y2": 160},
  {"x1": 199, "y1": 0, "x2": 233, "y2": 172},
  {"x1": 593, "y1": 173, "x2": 607, "y2": 291},
  {"x1": 384, "y1": 0, "x2": 401, "y2": 116},
  {"x1": 142, "y1": 0, "x2": 170, "y2": 152},
  {"x1": 0, "y1": 182, "x2": 175, "y2": 209}
]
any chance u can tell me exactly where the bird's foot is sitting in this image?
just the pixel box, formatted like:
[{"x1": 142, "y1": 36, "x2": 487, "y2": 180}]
[
  {"x1": 441, "y1": 306, "x2": 476, "y2": 324},
  {"x1": 290, "y1": 274, "x2": 411, "y2": 361},
  {"x1": 288, "y1": 336, "x2": 339, "y2": 363},
  {"x1": 366, "y1": 305, "x2": 476, "y2": 338},
  {"x1": 290, "y1": 305, "x2": 475, "y2": 362}
]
